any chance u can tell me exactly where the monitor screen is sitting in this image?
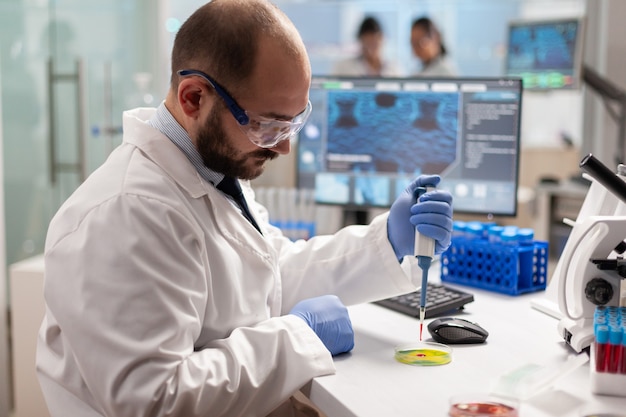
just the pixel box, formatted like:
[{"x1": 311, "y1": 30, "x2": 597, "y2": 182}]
[
  {"x1": 296, "y1": 76, "x2": 523, "y2": 217},
  {"x1": 505, "y1": 17, "x2": 585, "y2": 90}
]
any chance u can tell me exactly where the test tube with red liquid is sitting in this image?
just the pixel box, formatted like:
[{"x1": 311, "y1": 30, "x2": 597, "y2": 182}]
[
  {"x1": 608, "y1": 326, "x2": 622, "y2": 373},
  {"x1": 595, "y1": 324, "x2": 609, "y2": 373},
  {"x1": 621, "y1": 327, "x2": 626, "y2": 375},
  {"x1": 594, "y1": 306, "x2": 626, "y2": 375}
]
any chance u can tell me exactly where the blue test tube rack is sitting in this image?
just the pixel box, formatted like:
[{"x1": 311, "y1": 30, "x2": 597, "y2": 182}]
[{"x1": 440, "y1": 222, "x2": 549, "y2": 296}]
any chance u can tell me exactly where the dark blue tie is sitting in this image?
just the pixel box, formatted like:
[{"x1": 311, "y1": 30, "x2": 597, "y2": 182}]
[{"x1": 217, "y1": 177, "x2": 262, "y2": 234}]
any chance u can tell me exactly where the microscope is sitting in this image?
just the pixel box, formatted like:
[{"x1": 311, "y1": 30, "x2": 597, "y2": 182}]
[{"x1": 548, "y1": 154, "x2": 626, "y2": 352}]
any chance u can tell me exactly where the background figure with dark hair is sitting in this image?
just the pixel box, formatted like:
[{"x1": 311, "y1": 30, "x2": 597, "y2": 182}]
[
  {"x1": 411, "y1": 16, "x2": 458, "y2": 76},
  {"x1": 332, "y1": 16, "x2": 401, "y2": 77}
]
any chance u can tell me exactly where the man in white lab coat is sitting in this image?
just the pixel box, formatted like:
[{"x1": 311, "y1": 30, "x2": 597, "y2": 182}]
[{"x1": 36, "y1": 1, "x2": 453, "y2": 416}]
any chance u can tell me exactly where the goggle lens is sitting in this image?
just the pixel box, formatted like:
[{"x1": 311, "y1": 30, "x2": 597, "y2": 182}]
[{"x1": 239, "y1": 100, "x2": 312, "y2": 148}]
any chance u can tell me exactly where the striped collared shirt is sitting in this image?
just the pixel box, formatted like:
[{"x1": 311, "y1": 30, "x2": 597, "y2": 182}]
[{"x1": 147, "y1": 102, "x2": 224, "y2": 187}]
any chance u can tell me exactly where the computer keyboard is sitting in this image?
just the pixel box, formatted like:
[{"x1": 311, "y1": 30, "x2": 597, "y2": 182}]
[{"x1": 374, "y1": 282, "x2": 475, "y2": 319}]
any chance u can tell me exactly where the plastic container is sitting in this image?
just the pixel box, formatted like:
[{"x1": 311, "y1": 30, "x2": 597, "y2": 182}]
[
  {"x1": 440, "y1": 237, "x2": 548, "y2": 295},
  {"x1": 394, "y1": 341, "x2": 452, "y2": 366},
  {"x1": 491, "y1": 354, "x2": 588, "y2": 401}
]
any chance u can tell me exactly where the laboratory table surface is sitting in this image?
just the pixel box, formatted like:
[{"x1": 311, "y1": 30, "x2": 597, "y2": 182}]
[{"x1": 307, "y1": 277, "x2": 626, "y2": 417}]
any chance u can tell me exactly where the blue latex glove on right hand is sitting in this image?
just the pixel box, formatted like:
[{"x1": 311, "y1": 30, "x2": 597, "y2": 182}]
[
  {"x1": 289, "y1": 295, "x2": 354, "y2": 356},
  {"x1": 388, "y1": 174, "x2": 453, "y2": 261}
]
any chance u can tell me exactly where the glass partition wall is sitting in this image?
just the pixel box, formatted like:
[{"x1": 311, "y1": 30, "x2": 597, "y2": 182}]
[
  {"x1": 1, "y1": 0, "x2": 159, "y2": 268},
  {"x1": 0, "y1": 1, "x2": 159, "y2": 414}
]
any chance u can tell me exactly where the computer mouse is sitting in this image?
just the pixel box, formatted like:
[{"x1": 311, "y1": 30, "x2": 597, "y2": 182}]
[{"x1": 427, "y1": 317, "x2": 489, "y2": 344}]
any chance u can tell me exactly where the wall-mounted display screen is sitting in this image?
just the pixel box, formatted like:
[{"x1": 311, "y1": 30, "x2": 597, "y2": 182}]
[{"x1": 505, "y1": 17, "x2": 585, "y2": 90}]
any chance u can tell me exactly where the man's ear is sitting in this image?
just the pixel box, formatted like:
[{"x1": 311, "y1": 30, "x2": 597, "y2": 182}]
[{"x1": 177, "y1": 78, "x2": 206, "y2": 119}]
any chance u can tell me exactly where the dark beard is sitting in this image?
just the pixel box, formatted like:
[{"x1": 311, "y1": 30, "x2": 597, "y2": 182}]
[{"x1": 196, "y1": 106, "x2": 278, "y2": 180}]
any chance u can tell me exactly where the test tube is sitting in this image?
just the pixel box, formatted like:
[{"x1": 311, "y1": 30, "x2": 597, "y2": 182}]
[
  {"x1": 608, "y1": 325, "x2": 622, "y2": 373},
  {"x1": 593, "y1": 314, "x2": 607, "y2": 335},
  {"x1": 487, "y1": 225, "x2": 504, "y2": 243},
  {"x1": 481, "y1": 221, "x2": 498, "y2": 238},
  {"x1": 452, "y1": 220, "x2": 467, "y2": 240},
  {"x1": 621, "y1": 327, "x2": 626, "y2": 375},
  {"x1": 301, "y1": 188, "x2": 317, "y2": 240},
  {"x1": 516, "y1": 228, "x2": 534, "y2": 246},
  {"x1": 265, "y1": 187, "x2": 279, "y2": 229},
  {"x1": 465, "y1": 221, "x2": 485, "y2": 240},
  {"x1": 595, "y1": 305, "x2": 608, "y2": 320},
  {"x1": 500, "y1": 226, "x2": 520, "y2": 247},
  {"x1": 286, "y1": 188, "x2": 298, "y2": 240},
  {"x1": 595, "y1": 324, "x2": 609, "y2": 373}
]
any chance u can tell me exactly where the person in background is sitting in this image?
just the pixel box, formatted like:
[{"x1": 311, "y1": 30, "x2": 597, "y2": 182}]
[
  {"x1": 36, "y1": 1, "x2": 453, "y2": 416},
  {"x1": 410, "y1": 16, "x2": 458, "y2": 76},
  {"x1": 332, "y1": 16, "x2": 402, "y2": 77}
]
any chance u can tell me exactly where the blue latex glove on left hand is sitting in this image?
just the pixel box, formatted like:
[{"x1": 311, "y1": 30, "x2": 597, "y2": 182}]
[
  {"x1": 289, "y1": 295, "x2": 354, "y2": 356},
  {"x1": 387, "y1": 175, "x2": 453, "y2": 261}
]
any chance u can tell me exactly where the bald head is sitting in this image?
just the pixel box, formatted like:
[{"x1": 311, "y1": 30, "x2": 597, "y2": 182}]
[{"x1": 170, "y1": 0, "x2": 309, "y2": 95}]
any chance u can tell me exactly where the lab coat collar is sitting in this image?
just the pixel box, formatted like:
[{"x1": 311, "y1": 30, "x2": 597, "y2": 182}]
[
  {"x1": 122, "y1": 107, "x2": 212, "y2": 199},
  {"x1": 121, "y1": 107, "x2": 271, "y2": 241}
]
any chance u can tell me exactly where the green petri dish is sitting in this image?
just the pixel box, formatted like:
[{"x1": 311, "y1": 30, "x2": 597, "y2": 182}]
[{"x1": 394, "y1": 341, "x2": 452, "y2": 366}]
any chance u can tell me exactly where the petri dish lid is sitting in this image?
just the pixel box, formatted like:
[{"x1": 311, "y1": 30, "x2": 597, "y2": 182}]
[{"x1": 394, "y1": 341, "x2": 452, "y2": 366}]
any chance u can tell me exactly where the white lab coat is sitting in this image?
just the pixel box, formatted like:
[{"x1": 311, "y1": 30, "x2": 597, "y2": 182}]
[
  {"x1": 331, "y1": 56, "x2": 403, "y2": 77},
  {"x1": 36, "y1": 108, "x2": 416, "y2": 417},
  {"x1": 415, "y1": 55, "x2": 458, "y2": 77}
]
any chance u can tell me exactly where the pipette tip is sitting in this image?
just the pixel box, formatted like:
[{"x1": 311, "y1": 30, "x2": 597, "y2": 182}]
[{"x1": 419, "y1": 307, "x2": 425, "y2": 341}]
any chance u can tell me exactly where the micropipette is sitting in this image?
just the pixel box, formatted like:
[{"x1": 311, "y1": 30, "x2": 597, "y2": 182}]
[{"x1": 414, "y1": 186, "x2": 436, "y2": 341}]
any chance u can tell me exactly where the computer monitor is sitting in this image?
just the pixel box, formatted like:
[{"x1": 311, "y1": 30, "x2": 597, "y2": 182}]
[
  {"x1": 297, "y1": 76, "x2": 523, "y2": 217},
  {"x1": 505, "y1": 17, "x2": 585, "y2": 90}
]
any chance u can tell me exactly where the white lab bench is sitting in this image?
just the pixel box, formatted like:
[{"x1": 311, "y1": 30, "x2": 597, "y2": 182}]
[
  {"x1": 11, "y1": 255, "x2": 626, "y2": 417},
  {"x1": 307, "y1": 277, "x2": 626, "y2": 417}
]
